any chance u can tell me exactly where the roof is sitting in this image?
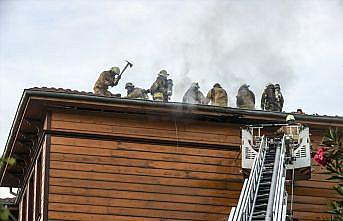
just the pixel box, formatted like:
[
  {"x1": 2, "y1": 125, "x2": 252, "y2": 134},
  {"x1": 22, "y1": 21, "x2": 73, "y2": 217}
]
[
  {"x1": 26, "y1": 86, "x2": 343, "y2": 119},
  {"x1": 29, "y1": 87, "x2": 95, "y2": 96},
  {"x1": 1, "y1": 87, "x2": 343, "y2": 188}
]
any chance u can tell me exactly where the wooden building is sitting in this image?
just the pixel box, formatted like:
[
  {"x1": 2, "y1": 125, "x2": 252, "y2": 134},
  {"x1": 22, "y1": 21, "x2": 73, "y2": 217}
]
[{"x1": 0, "y1": 87, "x2": 342, "y2": 221}]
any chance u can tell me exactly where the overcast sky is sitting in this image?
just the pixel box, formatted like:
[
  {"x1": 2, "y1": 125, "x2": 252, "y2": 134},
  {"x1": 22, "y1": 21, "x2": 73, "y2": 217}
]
[{"x1": 0, "y1": 0, "x2": 343, "y2": 195}]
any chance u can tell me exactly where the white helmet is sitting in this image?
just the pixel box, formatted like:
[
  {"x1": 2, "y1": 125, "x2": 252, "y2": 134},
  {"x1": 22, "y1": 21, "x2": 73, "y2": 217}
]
[
  {"x1": 158, "y1": 70, "x2": 169, "y2": 77},
  {"x1": 286, "y1": 114, "x2": 295, "y2": 123},
  {"x1": 191, "y1": 82, "x2": 199, "y2": 89}
]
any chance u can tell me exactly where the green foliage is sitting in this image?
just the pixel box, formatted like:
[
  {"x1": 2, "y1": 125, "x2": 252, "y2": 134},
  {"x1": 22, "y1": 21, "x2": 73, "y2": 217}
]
[
  {"x1": 0, "y1": 157, "x2": 15, "y2": 221},
  {"x1": 321, "y1": 127, "x2": 343, "y2": 220},
  {"x1": 0, "y1": 206, "x2": 9, "y2": 221},
  {"x1": 0, "y1": 157, "x2": 15, "y2": 168}
]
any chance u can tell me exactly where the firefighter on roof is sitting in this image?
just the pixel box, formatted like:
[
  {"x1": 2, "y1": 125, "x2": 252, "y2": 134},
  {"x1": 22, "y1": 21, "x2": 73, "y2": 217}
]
[
  {"x1": 261, "y1": 83, "x2": 278, "y2": 111},
  {"x1": 150, "y1": 70, "x2": 173, "y2": 102},
  {"x1": 261, "y1": 83, "x2": 284, "y2": 112},
  {"x1": 93, "y1": 67, "x2": 121, "y2": 97},
  {"x1": 236, "y1": 84, "x2": 255, "y2": 109},
  {"x1": 205, "y1": 83, "x2": 228, "y2": 107},
  {"x1": 275, "y1": 83, "x2": 284, "y2": 112},
  {"x1": 125, "y1": 82, "x2": 149, "y2": 99},
  {"x1": 182, "y1": 82, "x2": 206, "y2": 104}
]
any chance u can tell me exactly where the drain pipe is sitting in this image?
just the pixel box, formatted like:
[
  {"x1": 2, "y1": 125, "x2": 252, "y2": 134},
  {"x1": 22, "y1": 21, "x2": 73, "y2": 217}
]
[{"x1": 265, "y1": 142, "x2": 281, "y2": 221}]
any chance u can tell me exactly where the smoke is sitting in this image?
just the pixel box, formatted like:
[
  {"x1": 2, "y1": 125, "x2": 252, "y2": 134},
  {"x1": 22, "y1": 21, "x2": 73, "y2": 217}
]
[
  {"x1": 172, "y1": 44, "x2": 193, "y2": 100},
  {"x1": 167, "y1": 0, "x2": 299, "y2": 107}
]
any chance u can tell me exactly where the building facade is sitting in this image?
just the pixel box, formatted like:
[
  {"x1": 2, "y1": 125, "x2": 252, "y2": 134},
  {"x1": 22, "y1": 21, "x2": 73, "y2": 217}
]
[{"x1": 1, "y1": 87, "x2": 342, "y2": 221}]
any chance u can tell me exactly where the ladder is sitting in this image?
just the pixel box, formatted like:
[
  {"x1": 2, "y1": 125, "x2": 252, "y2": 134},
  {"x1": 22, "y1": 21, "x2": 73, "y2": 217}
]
[{"x1": 228, "y1": 136, "x2": 288, "y2": 221}]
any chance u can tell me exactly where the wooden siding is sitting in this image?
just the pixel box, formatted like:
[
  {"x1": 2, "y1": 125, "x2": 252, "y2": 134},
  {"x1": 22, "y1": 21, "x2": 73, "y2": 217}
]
[
  {"x1": 47, "y1": 111, "x2": 340, "y2": 221},
  {"x1": 49, "y1": 111, "x2": 241, "y2": 147},
  {"x1": 48, "y1": 137, "x2": 241, "y2": 221}
]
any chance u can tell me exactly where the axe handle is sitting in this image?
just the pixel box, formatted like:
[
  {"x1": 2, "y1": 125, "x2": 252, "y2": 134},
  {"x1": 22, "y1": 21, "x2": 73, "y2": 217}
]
[
  {"x1": 113, "y1": 62, "x2": 132, "y2": 86},
  {"x1": 120, "y1": 62, "x2": 132, "y2": 76}
]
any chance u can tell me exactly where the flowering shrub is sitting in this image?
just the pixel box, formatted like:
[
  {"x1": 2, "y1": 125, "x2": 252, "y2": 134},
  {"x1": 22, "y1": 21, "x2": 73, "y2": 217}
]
[
  {"x1": 314, "y1": 147, "x2": 330, "y2": 166},
  {"x1": 315, "y1": 127, "x2": 342, "y2": 220}
]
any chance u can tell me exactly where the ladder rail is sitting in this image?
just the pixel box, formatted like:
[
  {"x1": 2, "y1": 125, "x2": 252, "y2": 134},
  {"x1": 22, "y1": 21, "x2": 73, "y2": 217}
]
[
  {"x1": 276, "y1": 177, "x2": 286, "y2": 221},
  {"x1": 228, "y1": 207, "x2": 236, "y2": 221},
  {"x1": 228, "y1": 136, "x2": 267, "y2": 221},
  {"x1": 274, "y1": 141, "x2": 285, "y2": 220},
  {"x1": 229, "y1": 136, "x2": 288, "y2": 221},
  {"x1": 230, "y1": 179, "x2": 247, "y2": 220},
  {"x1": 275, "y1": 138, "x2": 287, "y2": 221},
  {"x1": 266, "y1": 136, "x2": 287, "y2": 221},
  {"x1": 244, "y1": 137, "x2": 267, "y2": 220},
  {"x1": 281, "y1": 199, "x2": 288, "y2": 221},
  {"x1": 248, "y1": 147, "x2": 267, "y2": 221}
]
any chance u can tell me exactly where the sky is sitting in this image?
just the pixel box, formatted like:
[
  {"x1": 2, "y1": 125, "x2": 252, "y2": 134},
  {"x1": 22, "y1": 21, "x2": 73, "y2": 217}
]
[{"x1": 0, "y1": 0, "x2": 343, "y2": 196}]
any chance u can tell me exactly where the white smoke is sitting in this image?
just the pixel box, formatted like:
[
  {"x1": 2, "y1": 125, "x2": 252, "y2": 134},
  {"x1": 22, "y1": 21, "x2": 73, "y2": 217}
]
[
  {"x1": 139, "y1": 0, "x2": 342, "y2": 111},
  {"x1": 163, "y1": 0, "x2": 302, "y2": 108}
]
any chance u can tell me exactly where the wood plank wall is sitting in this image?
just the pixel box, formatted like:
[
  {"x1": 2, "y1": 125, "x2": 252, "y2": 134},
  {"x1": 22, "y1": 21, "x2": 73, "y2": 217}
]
[
  {"x1": 48, "y1": 111, "x2": 242, "y2": 221},
  {"x1": 47, "y1": 111, "x2": 339, "y2": 221}
]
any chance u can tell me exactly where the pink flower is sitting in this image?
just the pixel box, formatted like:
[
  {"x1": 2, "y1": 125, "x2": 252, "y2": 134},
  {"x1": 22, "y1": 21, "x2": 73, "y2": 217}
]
[
  {"x1": 314, "y1": 147, "x2": 329, "y2": 166},
  {"x1": 317, "y1": 147, "x2": 325, "y2": 153}
]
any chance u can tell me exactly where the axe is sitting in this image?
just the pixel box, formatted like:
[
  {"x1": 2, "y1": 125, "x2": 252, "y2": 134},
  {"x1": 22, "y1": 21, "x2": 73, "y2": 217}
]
[
  {"x1": 113, "y1": 60, "x2": 133, "y2": 86},
  {"x1": 120, "y1": 60, "x2": 133, "y2": 76}
]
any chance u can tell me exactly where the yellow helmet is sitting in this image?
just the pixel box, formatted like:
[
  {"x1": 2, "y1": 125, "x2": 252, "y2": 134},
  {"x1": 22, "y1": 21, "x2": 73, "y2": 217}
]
[{"x1": 110, "y1": 67, "x2": 120, "y2": 74}]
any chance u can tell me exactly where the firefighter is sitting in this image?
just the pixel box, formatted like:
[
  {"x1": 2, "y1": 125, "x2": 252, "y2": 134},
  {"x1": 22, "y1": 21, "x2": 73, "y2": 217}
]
[
  {"x1": 261, "y1": 83, "x2": 279, "y2": 111},
  {"x1": 205, "y1": 83, "x2": 228, "y2": 107},
  {"x1": 182, "y1": 82, "x2": 206, "y2": 104},
  {"x1": 125, "y1": 82, "x2": 149, "y2": 99},
  {"x1": 236, "y1": 84, "x2": 255, "y2": 109},
  {"x1": 276, "y1": 115, "x2": 300, "y2": 141},
  {"x1": 150, "y1": 70, "x2": 173, "y2": 102},
  {"x1": 93, "y1": 67, "x2": 121, "y2": 97},
  {"x1": 275, "y1": 84, "x2": 284, "y2": 112}
]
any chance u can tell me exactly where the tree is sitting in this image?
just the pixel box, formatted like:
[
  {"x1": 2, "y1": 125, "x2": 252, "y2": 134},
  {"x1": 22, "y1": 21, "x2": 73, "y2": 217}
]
[
  {"x1": 314, "y1": 127, "x2": 343, "y2": 220},
  {"x1": 0, "y1": 157, "x2": 15, "y2": 221}
]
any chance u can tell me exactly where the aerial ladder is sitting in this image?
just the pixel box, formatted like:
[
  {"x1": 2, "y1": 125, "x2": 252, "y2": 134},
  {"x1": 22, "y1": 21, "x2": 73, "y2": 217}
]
[{"x1": 228, "y1": 124, "x2": 311, "y2": 221}]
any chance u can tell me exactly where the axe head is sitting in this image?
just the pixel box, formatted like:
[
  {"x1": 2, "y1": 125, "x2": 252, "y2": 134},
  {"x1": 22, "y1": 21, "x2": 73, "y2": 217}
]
[{"x1": 125, "y1": 60, "x2": 133, "y2": 68}]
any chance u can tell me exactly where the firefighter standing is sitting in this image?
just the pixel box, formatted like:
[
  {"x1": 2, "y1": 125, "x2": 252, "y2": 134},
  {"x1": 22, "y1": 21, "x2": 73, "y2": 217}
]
[
  {"x1": 205, "y1": 83, "x2": 228, "y2": 107},
  {"x1": 150, "y1": 70, "x2": 173, "y2": 102}
]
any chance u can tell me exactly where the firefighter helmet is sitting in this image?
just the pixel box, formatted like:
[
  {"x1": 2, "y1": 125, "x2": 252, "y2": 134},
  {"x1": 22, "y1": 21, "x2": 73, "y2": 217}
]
[{"x1": 286, "y1": 114, "x2": 295, "y2": 124}]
